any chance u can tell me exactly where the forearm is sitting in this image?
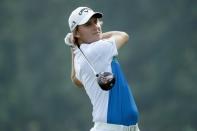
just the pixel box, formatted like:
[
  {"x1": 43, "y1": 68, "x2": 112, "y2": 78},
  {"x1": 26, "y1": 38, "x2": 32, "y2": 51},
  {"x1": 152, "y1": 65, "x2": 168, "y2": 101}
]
[
  {"x1": 102, "y1": 31, "x2": 118, "y2": 39},
  {"x1": 102, "y1": 31, "x2": 129, "y2": 49},
  {"x1": 71, "y1": 49, "x2": 83, "y2": 88}
]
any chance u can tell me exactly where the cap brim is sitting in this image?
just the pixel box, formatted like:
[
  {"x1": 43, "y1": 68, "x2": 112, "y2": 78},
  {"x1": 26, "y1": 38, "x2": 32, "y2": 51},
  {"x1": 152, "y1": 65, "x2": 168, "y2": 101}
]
[
  {"x1": 93, "y1": 12, "x2": 103, "y2": 18},
  {"x1": 78, "y1": 12, "x2": 103, "y2": 25}
]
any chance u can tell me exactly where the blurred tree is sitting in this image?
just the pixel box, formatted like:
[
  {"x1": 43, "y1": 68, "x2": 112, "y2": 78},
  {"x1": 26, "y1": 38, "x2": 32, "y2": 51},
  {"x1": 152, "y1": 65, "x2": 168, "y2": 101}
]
[{"x1": 0, "y1": 0, "x2": 196, "y2": 131}]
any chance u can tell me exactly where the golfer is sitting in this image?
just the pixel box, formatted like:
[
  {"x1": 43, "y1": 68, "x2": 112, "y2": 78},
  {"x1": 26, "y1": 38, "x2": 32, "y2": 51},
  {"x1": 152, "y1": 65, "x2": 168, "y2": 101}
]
[{"x1": 65, "y1": 7, "x2": 140, "y2": 131}]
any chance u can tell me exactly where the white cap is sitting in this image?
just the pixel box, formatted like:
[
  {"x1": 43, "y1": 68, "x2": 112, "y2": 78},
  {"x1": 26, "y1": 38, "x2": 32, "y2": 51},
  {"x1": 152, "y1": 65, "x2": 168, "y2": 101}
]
[{"x1": 68, "y1": 7, "x2": 102, "y2": 31}]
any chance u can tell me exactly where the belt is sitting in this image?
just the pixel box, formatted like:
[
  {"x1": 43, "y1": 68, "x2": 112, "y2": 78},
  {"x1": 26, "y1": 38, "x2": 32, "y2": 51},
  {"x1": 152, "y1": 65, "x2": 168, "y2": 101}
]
[{"x1": 94, "y1": 122, "x2": 139, "y2": 131}]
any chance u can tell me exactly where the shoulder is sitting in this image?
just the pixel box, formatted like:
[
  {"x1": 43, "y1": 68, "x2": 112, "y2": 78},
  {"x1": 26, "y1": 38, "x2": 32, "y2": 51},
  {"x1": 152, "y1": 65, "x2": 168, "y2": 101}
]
[
  {"x1": 80, "y1": 40, "x2": 109, "y2": 50},
  {"x1": 80, "y1": 39, "x2": 117, "y2": 56}
]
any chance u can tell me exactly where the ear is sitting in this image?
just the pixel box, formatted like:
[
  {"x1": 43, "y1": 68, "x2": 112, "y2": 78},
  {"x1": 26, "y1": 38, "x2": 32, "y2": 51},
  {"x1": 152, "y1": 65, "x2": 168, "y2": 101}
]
[
  {"x1": 75, "y1": 34, "x2": 80, "y2": 38},
  {"x1": 73, "y1": 30, "x2": 80, "y2": 38}
]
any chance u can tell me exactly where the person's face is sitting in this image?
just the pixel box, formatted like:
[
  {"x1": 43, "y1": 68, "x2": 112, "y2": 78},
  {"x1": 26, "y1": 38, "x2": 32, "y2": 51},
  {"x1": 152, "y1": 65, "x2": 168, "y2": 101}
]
[{"x1": 75, "y1": 16, "x2": 102, "y2": 44}]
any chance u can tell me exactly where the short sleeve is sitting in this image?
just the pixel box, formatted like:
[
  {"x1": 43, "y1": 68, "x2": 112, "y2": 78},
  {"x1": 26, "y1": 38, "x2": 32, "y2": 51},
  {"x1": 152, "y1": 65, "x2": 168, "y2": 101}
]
[
  {"x1": 80, "y1": 38, "x2": 118, "y2": 61},
  {"x1": 87, "y1": 38, "x2": 118, "y2": 64},
  {"x1": 104, "y1": 37, "x2": 118, "y2": 57}
]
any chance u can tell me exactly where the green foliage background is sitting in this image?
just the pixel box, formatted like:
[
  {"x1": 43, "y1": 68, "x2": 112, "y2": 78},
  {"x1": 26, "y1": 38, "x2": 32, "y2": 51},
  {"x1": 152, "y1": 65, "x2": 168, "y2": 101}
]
[{"x1": 0, "y1": 0, "x2": 196, "y2": 131}]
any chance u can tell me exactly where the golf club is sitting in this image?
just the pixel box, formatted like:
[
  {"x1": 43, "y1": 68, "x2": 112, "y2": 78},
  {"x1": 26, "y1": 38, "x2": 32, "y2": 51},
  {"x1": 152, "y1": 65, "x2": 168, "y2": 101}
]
[{"x1": 78, "y1": 47, "x2": 115, "y2": 91}]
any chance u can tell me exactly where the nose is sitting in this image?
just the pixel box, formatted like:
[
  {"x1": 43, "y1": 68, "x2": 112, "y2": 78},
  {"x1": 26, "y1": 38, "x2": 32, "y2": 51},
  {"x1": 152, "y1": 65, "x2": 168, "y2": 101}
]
[{"x1": 92, "y1": 23, "x2": 100, "y2": 30}]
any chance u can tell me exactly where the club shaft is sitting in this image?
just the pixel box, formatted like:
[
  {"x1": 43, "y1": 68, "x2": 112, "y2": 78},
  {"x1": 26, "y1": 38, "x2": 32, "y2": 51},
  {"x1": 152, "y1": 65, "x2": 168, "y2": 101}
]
[{"x1": 78, "y1": 47, "x2": 97, "y2": 75}]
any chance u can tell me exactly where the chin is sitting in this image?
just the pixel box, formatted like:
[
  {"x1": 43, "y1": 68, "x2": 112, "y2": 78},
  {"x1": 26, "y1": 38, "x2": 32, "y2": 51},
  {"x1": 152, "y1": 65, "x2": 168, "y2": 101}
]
[
  {"x1": 85, "y1": 34, "x2": 101, "y2": 43},
  {"x1": 89, "y1": 36, "x2": 101, "y2": 43},
  {"x1": 96, "y1": 34, "x2": 102, "y2": 40}
]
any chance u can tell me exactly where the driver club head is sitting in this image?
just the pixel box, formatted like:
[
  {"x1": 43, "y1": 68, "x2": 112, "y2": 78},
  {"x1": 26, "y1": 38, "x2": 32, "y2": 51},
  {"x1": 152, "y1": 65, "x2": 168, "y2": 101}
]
[{"x1": 96, "y1": 72, "x2": 116, "y2": 91}]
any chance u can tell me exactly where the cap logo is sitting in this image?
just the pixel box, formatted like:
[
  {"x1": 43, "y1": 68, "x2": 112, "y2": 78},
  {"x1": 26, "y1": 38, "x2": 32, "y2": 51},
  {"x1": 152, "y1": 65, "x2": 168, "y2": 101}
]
[
  {"x1": 71, "y1": 21, "x2": 76, "y2": 28},
  {"x1": 78, "y1": 7, "x2": 91, "y2": 15}
]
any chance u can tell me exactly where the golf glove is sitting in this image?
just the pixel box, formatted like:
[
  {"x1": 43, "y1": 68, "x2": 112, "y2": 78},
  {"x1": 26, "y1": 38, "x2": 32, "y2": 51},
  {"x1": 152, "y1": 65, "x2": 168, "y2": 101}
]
[{"x1": 64, "y1": 33, "x2": 75, "y2": 48}]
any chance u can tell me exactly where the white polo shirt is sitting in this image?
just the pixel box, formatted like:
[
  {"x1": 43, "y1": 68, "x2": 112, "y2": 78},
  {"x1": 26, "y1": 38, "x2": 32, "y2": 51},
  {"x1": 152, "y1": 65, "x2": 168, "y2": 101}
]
[{"x1": 73, "y1": 38, "x2": 118, "y2": 123}]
